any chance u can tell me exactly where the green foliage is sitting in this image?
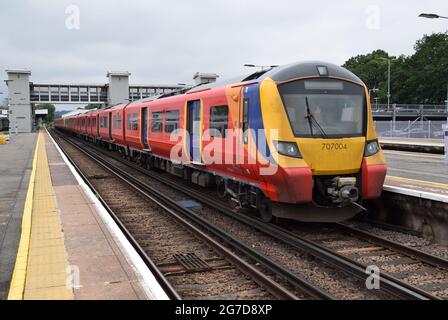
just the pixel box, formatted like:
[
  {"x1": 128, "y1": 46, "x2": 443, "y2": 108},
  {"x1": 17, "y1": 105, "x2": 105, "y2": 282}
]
[
  {"x1": 342, "y1": 32, "x2": 448, "y2": 104},
  {"x1": 35, "y1": 103, "x2": 55, "y2": 124}
]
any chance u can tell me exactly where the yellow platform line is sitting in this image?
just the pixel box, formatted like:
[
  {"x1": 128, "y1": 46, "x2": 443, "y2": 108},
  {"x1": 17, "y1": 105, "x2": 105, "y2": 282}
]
[
  {"x1": 8, "y1": 131, "x2": 74, "y2": 300},
  {"x1": 386, "y1": 175, "x2": 448, "y2": 190},
  {"x1": 7, "y1": 133, "x2": 40, "y2": 299}
]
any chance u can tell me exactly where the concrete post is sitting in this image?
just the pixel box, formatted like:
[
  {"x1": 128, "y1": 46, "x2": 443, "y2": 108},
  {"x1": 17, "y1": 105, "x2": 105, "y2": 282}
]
[
  {"x1": 107, "y1": 71, "x2": 130, "y2": 106},
  {"x1": 5, "y1": 69, "x2": 32, "y2": 133}
]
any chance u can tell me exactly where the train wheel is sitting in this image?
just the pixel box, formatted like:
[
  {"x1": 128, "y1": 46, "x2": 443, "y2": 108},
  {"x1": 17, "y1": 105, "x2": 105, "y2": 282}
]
[{"x1": 259, "y1": 197, "x2": 272, "y2": 223}]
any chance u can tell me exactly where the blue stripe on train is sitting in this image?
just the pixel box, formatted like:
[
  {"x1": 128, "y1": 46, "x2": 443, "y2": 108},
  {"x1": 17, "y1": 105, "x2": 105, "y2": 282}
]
[{"x1": 244, "y1": 84, "x2": 274, "y2": 163}]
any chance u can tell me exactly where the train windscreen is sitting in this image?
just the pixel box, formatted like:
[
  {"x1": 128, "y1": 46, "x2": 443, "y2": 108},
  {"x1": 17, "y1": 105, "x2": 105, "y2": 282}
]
[{"x1": 278, "y1": 78, "x2": 366, "y2": 138}]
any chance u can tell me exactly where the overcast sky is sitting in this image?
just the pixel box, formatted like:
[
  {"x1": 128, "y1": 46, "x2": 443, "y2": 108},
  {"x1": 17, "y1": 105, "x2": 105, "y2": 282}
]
[{"x1": 1, "y1": 0, "x2": 448, "y2": 109}]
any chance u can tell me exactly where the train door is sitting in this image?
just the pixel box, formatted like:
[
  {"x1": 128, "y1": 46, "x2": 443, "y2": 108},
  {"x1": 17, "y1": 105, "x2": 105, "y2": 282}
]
[
  {"x1": 108, "y1": 112, "x2": 112, "y2": 140},
  {"x1": 96, "y1": 114, "x2": 100, "y2": 136},
  {"x1": 141, "y1": 107, "x2": 149, "y2": 149},
  {"x1": 241, "y1": 85, "x2": 260, "y2": 178},
  {"x1": 187, "y1": 100, "x2": 201, "y2": 163}
]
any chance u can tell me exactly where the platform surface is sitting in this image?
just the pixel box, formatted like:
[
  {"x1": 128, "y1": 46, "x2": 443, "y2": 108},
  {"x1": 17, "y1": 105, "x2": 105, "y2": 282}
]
[
  {"x1": 0, "y1": 133, "x2": 37, "y2": 300},
  {"x1": 380, "y1": 137, "x2": 444, "y2": 147},
  {"x1": 384, "y1": 150, "x2": 448, "y2": 201},
  {"x1": 6, "y1": 131, "x2": 162, "y2": 300}
]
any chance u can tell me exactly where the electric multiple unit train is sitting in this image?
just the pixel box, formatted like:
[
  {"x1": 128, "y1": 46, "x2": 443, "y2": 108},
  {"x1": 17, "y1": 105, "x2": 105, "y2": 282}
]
[{"x1": 54, "y1": 61, "x2": 387, "y2": 223}]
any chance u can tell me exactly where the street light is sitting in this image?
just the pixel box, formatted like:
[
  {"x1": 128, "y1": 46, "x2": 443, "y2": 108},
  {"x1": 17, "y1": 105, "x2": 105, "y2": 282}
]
[
  {"x1": 419, "y1": 13, "x2": 448, "y2": 19},
  {"x1": 244, "y1": 64, "x2": 279, "y2": 71}
]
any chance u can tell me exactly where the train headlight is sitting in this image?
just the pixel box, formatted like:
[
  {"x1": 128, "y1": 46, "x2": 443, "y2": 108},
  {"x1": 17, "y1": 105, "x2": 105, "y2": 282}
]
[
  {"x1": 273, "y1": 141, "x2": 302, "y2": 158},
  {"x1": 364, "y1": 140, "x2": 380, "y2": 157}
]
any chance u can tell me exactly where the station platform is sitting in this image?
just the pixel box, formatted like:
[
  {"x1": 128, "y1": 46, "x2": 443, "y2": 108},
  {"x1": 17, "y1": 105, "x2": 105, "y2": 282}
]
[
  {"x1": 380, "y1": 137, "x2": 444, "y2": 154},
  {"x1": 2, "y1": 130, "x2": 168, "y2": 300},
  {"x1": 383, "y1": 150, "x2": 448, "y2": 203}
]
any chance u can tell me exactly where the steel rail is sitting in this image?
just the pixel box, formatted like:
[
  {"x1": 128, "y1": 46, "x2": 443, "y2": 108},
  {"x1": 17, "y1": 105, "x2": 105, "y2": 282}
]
[
  {"x1": 53, "y1": 131, "x2": 333, "y2": 300},
  {"x1": 335, "y1": 223, "x2": 448, "y2": 270},
  {"x1": 55, "y1": 130, "x2": 440, "y2": 300}
]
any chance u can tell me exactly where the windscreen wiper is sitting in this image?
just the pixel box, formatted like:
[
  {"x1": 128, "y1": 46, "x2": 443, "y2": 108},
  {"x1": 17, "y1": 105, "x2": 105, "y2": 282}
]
[{"x1": 305, "y1": 97, "x2": 328, "y2": 138}]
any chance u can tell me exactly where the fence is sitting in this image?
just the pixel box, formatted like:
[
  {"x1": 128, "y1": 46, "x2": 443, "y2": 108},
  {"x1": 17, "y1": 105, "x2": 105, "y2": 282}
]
[
  {"x1": 375, "y1": 120, "x2": 446, "y2": 139},
  {"x1": 371, "y1": 104, "x2": 447, "y2": 114}
]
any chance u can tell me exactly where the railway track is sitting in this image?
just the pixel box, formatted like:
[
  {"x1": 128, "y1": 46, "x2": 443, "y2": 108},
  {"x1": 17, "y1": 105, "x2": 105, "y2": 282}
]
[
  {"x1": 50, "y1": 130, "x2": 332, "y2": 300},
  {"x1": 288, "y1": 222, "x2": 448, "y2": 299},
  {"x1": 52, "y1": 129, "x2": 446, "y2": 300}
]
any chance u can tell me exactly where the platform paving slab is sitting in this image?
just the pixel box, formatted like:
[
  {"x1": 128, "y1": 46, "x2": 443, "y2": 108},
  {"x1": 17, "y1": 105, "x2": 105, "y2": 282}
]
[
  {"x1": 0, "y1": 133, "x2": 37, "y2": 300},
  {"x1": 44, "y1": 131, "x2": 150, "y2": 300}
]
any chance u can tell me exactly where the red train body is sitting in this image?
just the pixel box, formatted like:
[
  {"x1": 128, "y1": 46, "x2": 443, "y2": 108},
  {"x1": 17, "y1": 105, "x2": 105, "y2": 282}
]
[{"x1": 54, "y1": 61, "x2": 387, "y2": 223}]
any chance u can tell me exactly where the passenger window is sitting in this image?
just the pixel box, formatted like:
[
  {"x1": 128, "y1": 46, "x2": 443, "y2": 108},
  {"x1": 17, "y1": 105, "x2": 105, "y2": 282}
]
[
  {"x1": 210, "y1": 105, "x2": 228, "y2": 138},
  {"x1": 132, "y1": 113, "x2": 139, "y2": 131},
  {"x1": 117, "y1": 113, "x2": 122, "y2": 129},
  {"x1": 151, "y1": 112, "x2": 163, "y2": 132},
  {"x1": 126, "y1": 114, "x2": 131, "y2": 130},
  {"x1": 165, "y1": 110, "x2": 179, "y2": 133}
]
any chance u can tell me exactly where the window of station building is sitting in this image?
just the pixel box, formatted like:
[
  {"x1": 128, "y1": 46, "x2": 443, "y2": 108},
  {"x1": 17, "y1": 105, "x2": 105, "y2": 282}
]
[
  {"x1": 165, "y1": 110, "x2": 179, "y2": 133},
  {"x1": 60, "y1": 87, "x2": 69, "y2": 102},
  {"x1": 151, "y1": 112, "x2": 163, "y2": 132},
  {"x1": 209, "y1": 105, "x2": 229, "y2": 138},
  {"x1": 89, "y1": 88, "x2": 99, "y2": 102},
  {"x1": 70, "y1": 87, "x2": 79, "y2": 102},
  {"x1": 80, "y1": 87, "x2": 88, "y2": 102},
  {"x1": 51, "y1": 87, "x2": 60, "y2": 101}
]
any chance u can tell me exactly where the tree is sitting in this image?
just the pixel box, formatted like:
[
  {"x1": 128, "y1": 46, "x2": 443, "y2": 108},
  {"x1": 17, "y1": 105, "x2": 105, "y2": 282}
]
[
  {"x1": 342, "y1": 32, "x2": 448, "y2": 104},
  {"x1": 35, "y1": 103, "x2": 55, "y2": 124}
]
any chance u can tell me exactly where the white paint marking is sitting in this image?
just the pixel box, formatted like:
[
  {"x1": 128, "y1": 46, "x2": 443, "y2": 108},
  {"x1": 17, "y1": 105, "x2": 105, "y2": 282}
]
[{"x1": 46, "y1": 130, "x2": 170, "y2": 300}]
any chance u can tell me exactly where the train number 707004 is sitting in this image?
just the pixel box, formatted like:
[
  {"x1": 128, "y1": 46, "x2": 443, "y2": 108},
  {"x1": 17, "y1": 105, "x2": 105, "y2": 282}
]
[{"x1": 321, "y1": 143, "x2": 348, "y2": 151}]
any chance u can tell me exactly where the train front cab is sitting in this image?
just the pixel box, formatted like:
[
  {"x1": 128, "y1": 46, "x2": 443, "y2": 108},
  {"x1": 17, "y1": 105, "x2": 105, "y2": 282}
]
[{"x1": 254, "y1": 64, "x2": 387, "y2": 222}]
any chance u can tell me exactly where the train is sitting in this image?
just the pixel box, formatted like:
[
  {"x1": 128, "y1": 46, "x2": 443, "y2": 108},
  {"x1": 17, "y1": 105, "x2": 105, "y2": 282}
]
[
  {"x1": 0, "y1": 117, "x2": 9, "y2": 132},
  {"x1": 54, "y1": 61, "x2": 387, "y2": 223}
]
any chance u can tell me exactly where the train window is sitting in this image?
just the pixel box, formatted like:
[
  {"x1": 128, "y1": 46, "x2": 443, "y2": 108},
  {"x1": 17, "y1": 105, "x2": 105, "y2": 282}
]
[
  {"x1": 210, "y1": 105, "x2": 228, "y2": 138},
  {"x1": 132, "y1": 113, "x2": 139, "y2": 130},
  {"x1": 113, "y1": 114, "x2": 116, "y2": 129},
  {"x1": 278, "y1": 78, "x2": 365, "y2": 138},
  {"x1": 101, "y1": 116, "x2": 108, "y2": 128},
  {"x1": 165, "y1": 110, "x2": 179, "y2": 133},
  {"x1": 117, "y1": 113, "x2": 122, "y2": 129},
  {"x1": 126, "y1": 113, "x2": 138, "y2": 130},
  {"x1": 92, "y1": 117, "x2": 96, "y2": 128},
  {"x1": 151, "y1": 112, "x2": 163, "y2": 132},
  {"x1": 242, "y1": 99, "x2": 249, "y2": 144}
]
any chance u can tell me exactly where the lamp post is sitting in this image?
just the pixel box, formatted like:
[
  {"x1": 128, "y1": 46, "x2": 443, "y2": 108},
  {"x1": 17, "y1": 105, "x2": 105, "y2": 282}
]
[
  {"x1": 420, "y1": 13, "x2": 448, "y2": 163},
  {"x1": 419, "y1": 13, "x2": 448, "y2": 20},
  {"x1": 244, "y1": 64, "x2": 279, "y2": 71}
]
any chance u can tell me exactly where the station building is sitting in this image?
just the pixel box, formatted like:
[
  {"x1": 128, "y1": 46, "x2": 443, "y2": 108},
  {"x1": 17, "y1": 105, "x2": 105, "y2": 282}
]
[{"x1": 3, "y1": 70, "x2": 195, "y2": 133}]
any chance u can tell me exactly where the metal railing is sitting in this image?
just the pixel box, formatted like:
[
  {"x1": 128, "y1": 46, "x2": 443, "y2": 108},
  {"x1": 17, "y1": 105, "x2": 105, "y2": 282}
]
[
  {"x1": 372, "y1": 104, "x2": 448, "y2": 114},
  {"x1": 375, "y1": 120, "x2": 446, "y2": 139}
]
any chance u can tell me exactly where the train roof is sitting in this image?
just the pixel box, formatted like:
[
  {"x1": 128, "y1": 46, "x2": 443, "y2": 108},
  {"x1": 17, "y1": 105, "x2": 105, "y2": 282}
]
[
  {"x1": 69, "y1": 61, "x2": 365, "y2": 113},
  {"x1": 186, "y1": 61, "x2": 364, "y2": 93}
]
